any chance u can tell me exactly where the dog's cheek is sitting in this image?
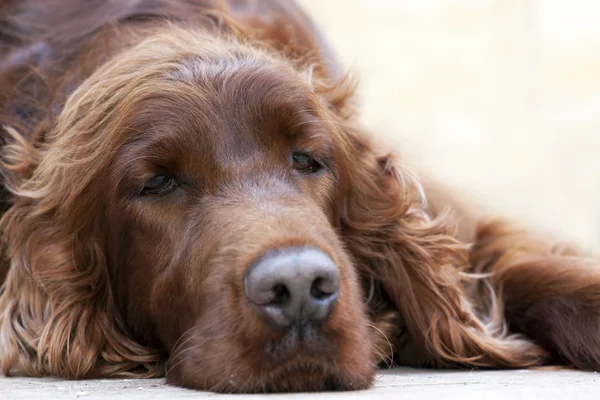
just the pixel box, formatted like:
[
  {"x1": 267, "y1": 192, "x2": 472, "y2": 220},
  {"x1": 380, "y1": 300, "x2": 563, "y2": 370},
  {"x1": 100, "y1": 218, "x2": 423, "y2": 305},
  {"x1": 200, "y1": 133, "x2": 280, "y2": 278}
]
[
  {"x1": 164, "y1": 274, "x2": 268, "y2": 392},
  {"x1": 327, "y1": 252, "x2": 377, "y2": 386}
]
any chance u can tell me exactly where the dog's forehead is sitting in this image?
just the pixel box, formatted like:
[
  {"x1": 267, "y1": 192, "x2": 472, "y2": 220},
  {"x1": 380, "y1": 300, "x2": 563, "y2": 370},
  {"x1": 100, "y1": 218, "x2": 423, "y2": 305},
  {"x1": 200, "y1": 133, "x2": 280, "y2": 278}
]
[{"x1": 123, "y1": 61, "x2": 328, "y2": 171}]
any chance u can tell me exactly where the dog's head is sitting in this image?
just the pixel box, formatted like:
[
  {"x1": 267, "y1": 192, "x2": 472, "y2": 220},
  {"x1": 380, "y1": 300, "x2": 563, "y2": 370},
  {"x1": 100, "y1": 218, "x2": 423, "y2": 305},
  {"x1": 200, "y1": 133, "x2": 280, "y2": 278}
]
[
  {"x1": 98, "y1": 29, "x2": 377, "y2": 391},
  {"x1": 1, "y1": 27, "x2": 523, "y2": 393}
]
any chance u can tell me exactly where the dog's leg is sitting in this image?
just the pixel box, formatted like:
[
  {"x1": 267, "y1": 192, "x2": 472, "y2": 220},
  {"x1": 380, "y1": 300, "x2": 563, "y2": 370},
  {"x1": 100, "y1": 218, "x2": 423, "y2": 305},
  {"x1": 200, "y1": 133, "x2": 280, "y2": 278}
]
[{"x1": 470, "y1": 220, "x2": 600, "y2": 370}]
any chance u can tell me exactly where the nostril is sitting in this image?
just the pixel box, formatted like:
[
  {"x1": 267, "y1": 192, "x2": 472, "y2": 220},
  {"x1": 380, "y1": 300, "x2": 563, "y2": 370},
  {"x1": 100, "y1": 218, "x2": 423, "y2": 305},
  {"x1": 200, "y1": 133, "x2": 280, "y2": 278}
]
[
  {"x1": 310, "y1": 277, "x2": 335, "y2": 300},
  {"x1": 271, "y1": 283, "x2": 290, "y2": 305}
]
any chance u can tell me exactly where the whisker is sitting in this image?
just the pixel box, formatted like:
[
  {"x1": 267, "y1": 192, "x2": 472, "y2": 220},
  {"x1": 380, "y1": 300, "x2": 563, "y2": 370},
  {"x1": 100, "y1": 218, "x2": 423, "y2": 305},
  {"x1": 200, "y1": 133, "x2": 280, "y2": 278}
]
[
  {"x1": 367, "y1": 323, "x2": 395, "y2": 369},
  {"x1": 165, "y1": 326, "x2": 196, "y2": 375}
]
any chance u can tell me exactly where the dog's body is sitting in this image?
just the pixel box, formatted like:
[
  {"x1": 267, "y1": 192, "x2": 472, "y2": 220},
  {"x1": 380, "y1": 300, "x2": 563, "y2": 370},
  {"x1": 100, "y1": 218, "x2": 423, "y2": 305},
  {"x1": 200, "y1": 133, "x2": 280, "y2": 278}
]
[{"x1": 0, "y1": 0, "x2": 599, "y2": 393}]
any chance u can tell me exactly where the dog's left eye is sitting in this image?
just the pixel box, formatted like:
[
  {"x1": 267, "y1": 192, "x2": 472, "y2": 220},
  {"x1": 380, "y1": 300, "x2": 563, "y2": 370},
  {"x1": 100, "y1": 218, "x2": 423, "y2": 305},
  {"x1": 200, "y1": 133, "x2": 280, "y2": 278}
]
[
  {"x1": 292, "y1": 151, "x2": 322, "y2": 173},
  {"x1": 141, "y1": 175, "x2": 177, "y2": 195}
]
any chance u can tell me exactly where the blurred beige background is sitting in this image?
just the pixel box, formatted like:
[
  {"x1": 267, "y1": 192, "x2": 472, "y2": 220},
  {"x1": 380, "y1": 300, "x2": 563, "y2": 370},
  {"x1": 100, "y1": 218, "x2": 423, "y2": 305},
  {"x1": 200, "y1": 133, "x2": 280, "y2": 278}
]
[{"x1": 299, "y1": 0, "x2": 600, "y2": 251}]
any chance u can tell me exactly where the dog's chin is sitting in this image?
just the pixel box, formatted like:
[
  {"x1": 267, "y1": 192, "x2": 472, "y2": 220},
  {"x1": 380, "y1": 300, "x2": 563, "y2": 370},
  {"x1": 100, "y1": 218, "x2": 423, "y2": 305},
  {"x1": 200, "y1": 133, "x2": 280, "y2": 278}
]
[
  {"x1": 168, "y1": 359, "x2": 374, "y2": 394},
  {"x1": 231, "y1": 363, "x2": 372, "y2": 394},
  {"x1": 166, "y1": 330, "x2": 375, "y2": 393}
]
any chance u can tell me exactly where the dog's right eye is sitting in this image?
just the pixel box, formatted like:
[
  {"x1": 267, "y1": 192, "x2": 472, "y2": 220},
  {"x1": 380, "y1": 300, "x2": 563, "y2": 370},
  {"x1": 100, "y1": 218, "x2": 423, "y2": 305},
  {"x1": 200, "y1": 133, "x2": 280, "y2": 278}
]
[
  {"x1": 141, "y1": 175, "x2": 177, "y2": 195},
  {"x1": 292, "y1": 151, "x2": 323, "y2": 174}
]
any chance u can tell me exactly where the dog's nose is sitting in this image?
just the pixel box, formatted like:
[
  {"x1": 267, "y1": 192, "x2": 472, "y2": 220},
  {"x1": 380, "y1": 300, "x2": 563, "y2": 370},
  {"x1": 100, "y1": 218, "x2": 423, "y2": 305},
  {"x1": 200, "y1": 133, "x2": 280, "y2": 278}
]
[{"x1": 244, "y1": 247, "x2": 340, "y2": 328}]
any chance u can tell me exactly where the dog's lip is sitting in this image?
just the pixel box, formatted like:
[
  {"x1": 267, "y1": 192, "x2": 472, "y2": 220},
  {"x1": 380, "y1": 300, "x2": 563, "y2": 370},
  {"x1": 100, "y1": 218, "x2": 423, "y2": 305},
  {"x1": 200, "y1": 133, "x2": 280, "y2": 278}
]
[
  {"x1": 253, "y1": 361, "x2": 363, "y2": 393},
  {"x1": 261, "y1": 361, "x2": 340, "y2": 387},
  {"x1": 262, "y1": 323, "x2": 335, "y2": 362}
]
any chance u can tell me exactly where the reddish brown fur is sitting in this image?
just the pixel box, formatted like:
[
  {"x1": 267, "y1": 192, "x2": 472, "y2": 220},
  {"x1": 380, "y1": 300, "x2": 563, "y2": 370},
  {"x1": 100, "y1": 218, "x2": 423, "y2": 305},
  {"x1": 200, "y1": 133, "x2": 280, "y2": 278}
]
[{"x1": 0, "y1": 0, "x2": 598, "y2": 394}]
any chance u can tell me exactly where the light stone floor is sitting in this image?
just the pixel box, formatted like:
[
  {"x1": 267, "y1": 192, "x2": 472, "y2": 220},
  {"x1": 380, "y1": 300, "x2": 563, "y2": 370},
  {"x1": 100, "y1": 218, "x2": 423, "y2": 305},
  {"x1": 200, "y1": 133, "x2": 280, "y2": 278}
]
[
  {"x1": 1, "y1": 368, "x2": 599, "y2": 399},
  {"x1": 3, "y1": 1, "x2": 600, "y2": 399}
]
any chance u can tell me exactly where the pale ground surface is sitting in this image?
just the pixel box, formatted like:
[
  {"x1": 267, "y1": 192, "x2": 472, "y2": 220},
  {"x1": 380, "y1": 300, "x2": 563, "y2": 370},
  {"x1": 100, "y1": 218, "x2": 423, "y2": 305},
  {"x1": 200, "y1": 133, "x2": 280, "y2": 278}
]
[
  {"x1": 1, "y1": 368, "x2": 599, "y2": 399},
  {"x1": 3, "y1": 1, "x2": 600, "y2": 398}
]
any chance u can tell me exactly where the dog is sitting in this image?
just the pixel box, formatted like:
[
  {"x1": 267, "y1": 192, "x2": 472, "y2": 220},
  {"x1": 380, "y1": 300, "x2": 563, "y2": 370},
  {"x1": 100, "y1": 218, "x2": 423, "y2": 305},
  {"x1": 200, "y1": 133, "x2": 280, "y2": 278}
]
[{"x1": 0, "y1": 0, "x2": 598, "y2": 393}]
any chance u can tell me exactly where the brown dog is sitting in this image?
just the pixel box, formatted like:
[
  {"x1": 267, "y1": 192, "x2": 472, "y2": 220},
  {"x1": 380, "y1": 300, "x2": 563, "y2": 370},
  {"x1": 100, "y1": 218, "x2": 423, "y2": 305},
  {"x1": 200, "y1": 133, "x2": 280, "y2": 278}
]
[{"x1": 0, "y1": 0, "x2": 598, "y2": 393}]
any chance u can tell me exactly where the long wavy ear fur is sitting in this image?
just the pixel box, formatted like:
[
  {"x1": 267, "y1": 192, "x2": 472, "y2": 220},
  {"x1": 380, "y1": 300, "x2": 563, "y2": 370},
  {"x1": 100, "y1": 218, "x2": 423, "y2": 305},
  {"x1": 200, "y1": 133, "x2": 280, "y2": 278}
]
[
  {"x1": 0, "y1": 127, "x2": 162, "y2": 378},
  {"x1": 340, "y1": 127, "x2": 549, "y2": 368}
]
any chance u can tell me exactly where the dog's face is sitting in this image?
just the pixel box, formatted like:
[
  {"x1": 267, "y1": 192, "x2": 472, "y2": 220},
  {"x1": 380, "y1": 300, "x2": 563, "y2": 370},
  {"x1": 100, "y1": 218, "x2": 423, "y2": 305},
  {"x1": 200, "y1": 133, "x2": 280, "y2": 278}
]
[
  {"x1": 75, "y1": 32, "x2": 376, "y2": 392},
  {"x1": 6, "y1": 27, "x2": 539, "y2": 393},
  {"x1": 6, "y1": 10, "x2": 591, "y2": 388}
]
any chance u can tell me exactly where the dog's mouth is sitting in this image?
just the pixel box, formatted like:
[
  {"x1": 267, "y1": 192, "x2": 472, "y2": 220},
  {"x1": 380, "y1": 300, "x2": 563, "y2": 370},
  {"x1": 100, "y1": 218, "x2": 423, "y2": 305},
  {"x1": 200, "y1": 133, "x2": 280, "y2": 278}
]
[
  {"x1": 248, "y1": 366, "x2": 353, "y2": 393},
  {"x1": 263, "y1": 323, "x2": 334, "y2": 361},
  {"x1": 166, "y1": 247, "x2": 376, "y2": 393},
  {"x1": 166, "y1": 320, "x2": 374, "y2": 393},
  {"x1": 220, "y1": 358, "x2": 362, "y2": 394}
]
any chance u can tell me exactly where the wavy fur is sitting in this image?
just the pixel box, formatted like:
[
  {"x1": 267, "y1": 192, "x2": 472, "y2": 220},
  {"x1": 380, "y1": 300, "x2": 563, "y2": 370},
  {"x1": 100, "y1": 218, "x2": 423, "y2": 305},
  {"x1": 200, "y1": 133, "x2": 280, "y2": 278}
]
[{"x1": 0, "y1": 0, "x2": 599, "y2": 393}]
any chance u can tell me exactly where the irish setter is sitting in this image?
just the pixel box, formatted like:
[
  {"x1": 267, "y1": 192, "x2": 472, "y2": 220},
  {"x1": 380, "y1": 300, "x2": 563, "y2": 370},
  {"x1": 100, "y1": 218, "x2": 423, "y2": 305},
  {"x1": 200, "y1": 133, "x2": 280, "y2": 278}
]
[{"x1": 0, "y1": 0, "x2": 598, "y2": 393}]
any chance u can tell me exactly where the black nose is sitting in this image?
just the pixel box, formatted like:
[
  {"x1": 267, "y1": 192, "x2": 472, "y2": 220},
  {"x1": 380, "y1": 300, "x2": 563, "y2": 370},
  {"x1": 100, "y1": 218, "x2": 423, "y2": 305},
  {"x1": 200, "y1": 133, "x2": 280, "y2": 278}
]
[{"x1": 244, "y1": 247, "x2": 340, "y2": 328}]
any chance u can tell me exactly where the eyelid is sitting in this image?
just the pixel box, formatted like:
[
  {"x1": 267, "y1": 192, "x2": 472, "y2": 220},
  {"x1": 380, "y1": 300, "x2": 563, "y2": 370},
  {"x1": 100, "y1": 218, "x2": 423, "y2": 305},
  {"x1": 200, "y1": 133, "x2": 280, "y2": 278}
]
[
  {"x1": 138, "y1": 175, "x2": 177, "y2": 196},
  {"x1": 293, "y1": 133, "x2": 335, "y2": 163},
  {"x1": 294, "y1": 148, "x2": 332, "y2": 170}
]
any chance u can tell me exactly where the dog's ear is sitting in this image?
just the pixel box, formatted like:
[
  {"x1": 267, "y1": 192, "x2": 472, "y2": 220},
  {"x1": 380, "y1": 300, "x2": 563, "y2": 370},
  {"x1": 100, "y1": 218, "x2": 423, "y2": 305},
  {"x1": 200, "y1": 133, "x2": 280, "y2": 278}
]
[
  {"x1": 339, "y1": 125, "x2": 548, "y2": 367},
  {"x1": 234, "y1": 0, "x2": 343, "y2": 80},
  {"x1": 0, "y1": 128, "x2": 161, "y2": 378}
]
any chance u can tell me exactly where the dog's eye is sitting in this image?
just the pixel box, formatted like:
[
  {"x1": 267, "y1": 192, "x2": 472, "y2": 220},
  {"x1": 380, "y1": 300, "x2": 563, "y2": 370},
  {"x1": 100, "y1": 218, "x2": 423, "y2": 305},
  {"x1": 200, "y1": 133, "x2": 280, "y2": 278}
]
[
  {"x1": 141, "y1": 175, "x2": 177, "y2": 195},
  {"x1": 292, "y1": 151, "x2": 322, "y2": 173}
]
